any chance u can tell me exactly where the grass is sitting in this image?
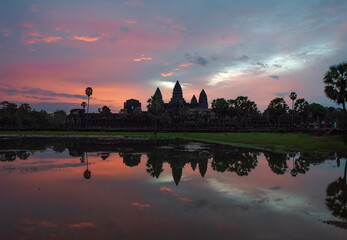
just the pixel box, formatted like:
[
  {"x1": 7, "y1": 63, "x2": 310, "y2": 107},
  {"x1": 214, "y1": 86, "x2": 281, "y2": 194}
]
[{"x1": 0, "y1": 131, "x2": 346, "y2": 155}]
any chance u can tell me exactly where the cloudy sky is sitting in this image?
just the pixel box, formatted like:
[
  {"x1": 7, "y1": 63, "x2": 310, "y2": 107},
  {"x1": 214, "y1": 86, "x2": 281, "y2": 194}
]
[{"x1": 0, "y1": 0, "x2": 346, "y2": 112}]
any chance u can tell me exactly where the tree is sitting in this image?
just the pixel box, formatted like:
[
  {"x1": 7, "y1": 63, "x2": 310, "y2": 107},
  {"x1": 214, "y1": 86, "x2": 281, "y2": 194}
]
[
  {"x1": 147, "y1": 95, "x2": 164, "y2": 134},
  {"x1": 308, "y1": 103, "x2": 327, "y2": 122},
  {"x1": 294, "y1": 98, "x2": 309, "y2": 117},
  {"x1": 81, "y1": 102, "x2": 87, "y2": 110},
  {"x1": 325, "y1": 160, "x2": 347, "y2": 221},
  {"x1": 211, "y1": 98, "x2": 228, "y2": 127},
  {"x1": 264, "y1": 152, "x2": 288, "y2": 175},
  {"x1": 323, "y1": 62, "x2": 347, "y2": 113},
  {"x1": 53, "y1": 110, "x2": 67, "y2": 126},
  {"x1": 228, "y1": 96, "x2": 259, "y2": 128},
  {"x1": 289, "y1": 92, "x2": 297, "y2": 127},
  {"x1": 99, "y1": 106, "x2": 111, "y2": 114},
  {"x1": 264, "y1": 97, "x2": 289, "y2": 128},
  {"x1": 85, "y1": 87, "x2": 93, "y2": 127},
  {"x1": 133, "y1": 106, "x2": 142, "y2": 128}
]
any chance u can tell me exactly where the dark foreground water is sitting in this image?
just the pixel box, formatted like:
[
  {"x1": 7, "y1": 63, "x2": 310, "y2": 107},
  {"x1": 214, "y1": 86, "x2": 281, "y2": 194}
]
[{"x1": 0, "y1": 137, "x2": 346, "y2": 240}]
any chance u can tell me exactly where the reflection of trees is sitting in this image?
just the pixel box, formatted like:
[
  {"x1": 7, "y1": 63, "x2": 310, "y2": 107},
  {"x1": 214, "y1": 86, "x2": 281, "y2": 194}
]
[
  {"x1": 83, "y1": 152, "x2": 91, "y2": 180},
  {"x1": 146, "y1": 150, "x2": 166, "y2": 178},
  {"x1": 264, "y1": 152, "x2": 288, "y2": 175},
  {"x1": 121, "y1": 153, "x2": 141, "y2": 167},
  {"x1": 100, "y1": 152, "x2": 110, "y2": 160},
  {"x1": 17, "y1": 151, "x2": 30, "y2": 160},
  {"x1": 211, "y1": 149, "x2": 259, "y2": 176},
  {"x1": 290, "y1": 155, "x2": 310, "y2": 177},
  {"x1": 325, "y1": 160, "x2": 347, "y2": 222},
  {"x1": 0, "y1": 151, "x2": 31, "y2": 161}
]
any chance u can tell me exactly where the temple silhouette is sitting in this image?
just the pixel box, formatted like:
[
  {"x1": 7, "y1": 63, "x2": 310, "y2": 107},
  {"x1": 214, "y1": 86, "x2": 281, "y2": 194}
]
[
  {"x1": 66, "y1": 80, "x2": 297, "y2": 130},
  {"x1": 67, "y1": 80, "x2": 218, "y2": 130}
]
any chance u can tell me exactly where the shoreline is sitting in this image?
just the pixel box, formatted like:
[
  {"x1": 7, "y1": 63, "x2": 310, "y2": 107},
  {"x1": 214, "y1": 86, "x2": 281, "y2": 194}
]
[{"x1": 0, "y1": 131, "x2": 346, "y2": 156}]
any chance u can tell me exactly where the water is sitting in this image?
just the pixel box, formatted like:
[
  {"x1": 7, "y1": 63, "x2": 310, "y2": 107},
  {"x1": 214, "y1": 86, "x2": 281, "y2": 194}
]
[{"x1": 0, "y1": 137, "x2": 346, "y2": 240}]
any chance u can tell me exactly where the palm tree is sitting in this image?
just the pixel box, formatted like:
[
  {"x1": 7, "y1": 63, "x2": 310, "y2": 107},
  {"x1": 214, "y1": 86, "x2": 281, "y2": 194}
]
[
  {"x1": 323, "y1": 62, "x2": 347, "y2": 114},
  {"x1": 83, "y1": 152, "x2": 91, "y2": 179},
  {"x1": 85, "y1": 87, "x2": 93, "y2": 127},
  {"x1": 81, "y1": 102, "x2": 87, "y2": 110},
  {"x1": 290, "y1": 92, "x2": 297, "y2": 127},
  {"x1": 325, "y1": 160, "x2": 347, "y2": 222},
  {"x1": 85, "y1": 87, "x2": 93, "y2": 113}
]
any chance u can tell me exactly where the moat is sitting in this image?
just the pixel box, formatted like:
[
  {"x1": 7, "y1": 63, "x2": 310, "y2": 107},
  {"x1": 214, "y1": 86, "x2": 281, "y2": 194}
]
[{"x1": 0, "y1": 137, "x2": 346, "y2": 240}]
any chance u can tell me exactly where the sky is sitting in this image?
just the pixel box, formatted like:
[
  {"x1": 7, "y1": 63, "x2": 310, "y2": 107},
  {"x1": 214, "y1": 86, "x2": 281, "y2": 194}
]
[{"x1": 0, "y1": 0, "x2": 346, "y2": 113}]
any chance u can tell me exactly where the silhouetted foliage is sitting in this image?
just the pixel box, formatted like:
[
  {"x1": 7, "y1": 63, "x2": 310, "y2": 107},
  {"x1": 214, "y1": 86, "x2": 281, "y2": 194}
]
[
  {"x1": 323, "y1": 62, "x2": 347, "y2": 113},
  {"x1": 264, "y1": 152, "x2": 289, "y2": 175},
  {"x1": 228, "y1": 96, "x2": 259, "y2": 127},
  {"x1": 264, "y1": 97, "x2": 289, "y2": 127},
  {"x1": 326, "y1": 161, "x2": 347, "y2": 221}
]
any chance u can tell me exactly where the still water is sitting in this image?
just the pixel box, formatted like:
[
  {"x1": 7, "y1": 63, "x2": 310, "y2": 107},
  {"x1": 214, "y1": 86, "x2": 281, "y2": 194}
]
[{"x1": 0, "y1": 137, "x2": 346, "y2": 240}]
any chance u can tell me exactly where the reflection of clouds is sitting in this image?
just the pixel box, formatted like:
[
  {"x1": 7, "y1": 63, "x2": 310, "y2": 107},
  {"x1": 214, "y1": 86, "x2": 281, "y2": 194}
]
[
  {"x1": 160, "y1": 187, "x2": 193, "y2": 202},
  {"x1": 207, "y1": 178, "x2": 330, "y2": 219},
  {"x1": 149, "y1": 173, "x2": 191, "y2": 183},
  {"x1": 0, "y1": 162, "x2": 87, "y2": 172},
  {"x1": 69, "y1": 222, "x2": 95, "y2": 229},
  {"x1": 132, "y1": 202, "x2": 150, "y2": 208},
  {"x1": 19, "y1": 218, "x2": 58, "y2": 232}
]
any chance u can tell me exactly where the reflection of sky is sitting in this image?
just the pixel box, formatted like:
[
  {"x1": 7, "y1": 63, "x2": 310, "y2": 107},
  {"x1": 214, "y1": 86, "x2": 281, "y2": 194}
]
[
  {"x1": 0, "y1": 0, "x2": 346, "y2": 112},
  {"x1": 0, "y1": 149, "x2": 346, "y2": 239}
]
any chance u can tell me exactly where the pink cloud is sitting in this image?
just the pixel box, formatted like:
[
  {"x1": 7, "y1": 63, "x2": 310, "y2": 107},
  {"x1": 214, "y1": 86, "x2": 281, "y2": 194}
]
[
  {"x1": 70, "y1": 35, "x2": 100, "y2": 42},
  {"x1": 132, "y1": 202, "x2": 150, "y2": 208},
  {"x1": 24, "y1": 32, "x2": 63, "y2": 44},
  {"x1": 37, "y1": 220, "x2": 57, "y2": 228},
  {"x1": 125, "y1": 20, "x2": 138, "y2": 24},
  {"x1": 26, "y1": 39, "x2": 41, "y2": 45},
  {"x1": 161, "y1": 62, "x2": 193, "y2": 77},
  {"x1": 1, "y1": 29, "x2": 12, "y2": 37},
  {"x1": 133, "y1": 55, "x2": 152, "y2": 62},
  {"x1": 26, "y1": 31, "x2": 44, "y2": 37},
  {"x1": 43, "y1": 36, "x2": 63, "y2": 43},
  {"x1": 23, "y1": 23, "x2": 35, "y2": 28},
  {"x1": 69, "y1": 222, "x2": 95, "y2": 229},
  {"x1": 161, "y1": 72, "x2": 174, "y2": 77}
]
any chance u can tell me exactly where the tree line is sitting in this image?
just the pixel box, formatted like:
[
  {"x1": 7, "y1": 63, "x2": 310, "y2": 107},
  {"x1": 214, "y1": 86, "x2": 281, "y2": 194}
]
[{"x1": 0, "y1": 101, "x2": 66, "y2": 129}]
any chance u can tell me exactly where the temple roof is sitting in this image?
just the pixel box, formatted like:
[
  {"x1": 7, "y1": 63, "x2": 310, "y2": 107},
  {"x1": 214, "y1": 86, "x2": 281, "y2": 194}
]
[
  {"x1": 172, "y1": 80, "x2": 183, "y2": 100},
  {"x1": 199, "y1": 89, "x2": 208, "y2": 108},
  {"x1": 191, "y1": 95, "x2": 198, "y2": 105},
  {"x1": 154, "y1": 87, "x2": 162, "y2": 99}
]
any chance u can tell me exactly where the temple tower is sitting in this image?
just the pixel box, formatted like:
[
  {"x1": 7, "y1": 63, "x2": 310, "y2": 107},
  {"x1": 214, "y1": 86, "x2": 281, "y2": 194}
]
[
  {"x1": 199, "y1": 89, "x2": 208, "y2": 109},
  {"x1": 170, "y1": 80, "x2": 185, "y2": 103},
  {"x1": 154, "y1": 87, "x2": 162, "y2": 100}
]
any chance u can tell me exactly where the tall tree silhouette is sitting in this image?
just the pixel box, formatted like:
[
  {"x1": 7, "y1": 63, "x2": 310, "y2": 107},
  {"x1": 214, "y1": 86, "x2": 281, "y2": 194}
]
[
  {"x1": 147, "y1": 94, "x2": 164, "y2": 134},
  {"x1": 85, "y1": 87, "x2": 93, "y2": 127},
  {"x1": 264, "y1": 151, "x2": 289, "y2": 175},
  {"x1": 325, "y1": 160, "x2": 347, "y2": 222},
  {"x1": 323, "y1": 62, "x2": 347, "y2": 114},
  {"x1": 264, "y1": 97, "x2": 289, "y2": 128},
  {"x1": 81, "y1": 101, "x2": 87, "y2": 110},
  {"x1": 289, "y1": 92, "x2": 297, "y2": 127}
]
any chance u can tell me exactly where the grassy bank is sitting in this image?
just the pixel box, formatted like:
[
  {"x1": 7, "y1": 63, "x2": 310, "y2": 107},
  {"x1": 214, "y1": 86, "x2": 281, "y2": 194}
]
[{"x1": 0, "y1": 131, "x2": 346, "y2": 155}]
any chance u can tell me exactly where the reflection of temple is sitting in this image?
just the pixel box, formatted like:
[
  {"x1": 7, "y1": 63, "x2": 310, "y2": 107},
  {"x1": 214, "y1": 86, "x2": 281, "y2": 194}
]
[{"x1": 121, "y1": 153, "x2": 141, "y2": 167}]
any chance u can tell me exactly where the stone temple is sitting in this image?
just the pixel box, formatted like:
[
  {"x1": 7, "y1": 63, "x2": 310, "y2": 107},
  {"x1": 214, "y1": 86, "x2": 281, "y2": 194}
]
[{"x1": 154, "y1": 80, "x2": 208, "y2": 113}]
